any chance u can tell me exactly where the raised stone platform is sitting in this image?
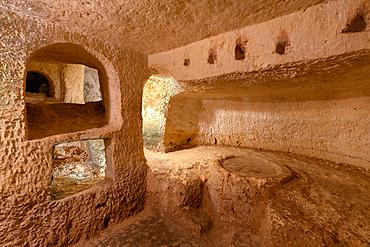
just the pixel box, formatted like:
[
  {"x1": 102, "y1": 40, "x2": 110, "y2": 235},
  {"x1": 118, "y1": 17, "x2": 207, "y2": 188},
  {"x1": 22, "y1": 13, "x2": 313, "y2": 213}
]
[
  {"x1": 72, "y1": 146, "x2": 370, "y2": 246},
  {"x1": 145, "y1": 146, "x2": 370, "y2": 246}
]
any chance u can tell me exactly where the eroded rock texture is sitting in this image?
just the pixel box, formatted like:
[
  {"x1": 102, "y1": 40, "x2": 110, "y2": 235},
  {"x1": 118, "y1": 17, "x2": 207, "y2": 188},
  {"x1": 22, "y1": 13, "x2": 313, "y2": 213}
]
[
  {"x1": 160, "y1": 50, "x2": 370, "y2": 170},
  {"x1": 1, "y1": 0, "x2": 370, "y2": 246},
  {"x1": 0, "y1": 6, "x2": 149, "y2": 246},
  {"x1": 0, "y1": 0, "x2": 332, "y2": 54},
  {"x1": 150, "y1": 0, "x2": 370, "y2": 80},
  {"x1": 142, "y1": 75, "x2": 183, "y2": 151},
  {"x1": 146, "y1": 147, "x2": 370, "y2": 246},
  {"x1": 51, "y1": 139, "x2": 106, "y2": 200},
  {"x1": 83, "y1": 66, "x2": 102, "y2": 103}
]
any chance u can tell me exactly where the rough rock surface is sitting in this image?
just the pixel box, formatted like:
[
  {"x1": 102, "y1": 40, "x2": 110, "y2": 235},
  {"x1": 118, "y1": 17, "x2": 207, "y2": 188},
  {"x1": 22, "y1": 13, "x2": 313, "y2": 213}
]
[
  {"x1": 1, "y1": 0, "x2": 370, "y2": 246},
  {"x1": 148, "y1": 0, "x2": 370, "y2": 170},
  {"x1": 149, "y1": 0, "x2": 370, "y2": 80},
  {"x1": 142, "y1": 75, "x2": 183, "y2": 151},
  {"x1": 27, "y1": 62, "x2": 102, "y2": 104},
  {"x1": 161, "y1": 51, "x2": 370, "y2": 169},
  {"x1": 0, "y1": 6, "x2": 149, "y2": 247},
  {"x1": 83, "y1": 66, "x2": 102, "y2": 103},
  {"x1": 51, "y1": 139, "x2": 106, "y2": 200},
  {"x1": 145, "y1": 146, "x2": 370, "y2": 246},
  {"x1": 0, "y1": 0, "x2": 331, "y2": 54},
  {"x1": 72, "y1": 208, "x2": 201, "y2": 247},
  {"x1": 61, "y1": 64, "x2": 85, "y2": 104},
  {"x1": 26, "y1": 62, "x2": 61, "y2": 99},
  {"x1": 26, "y1": 101, "x2": 107, "y2": 140}
]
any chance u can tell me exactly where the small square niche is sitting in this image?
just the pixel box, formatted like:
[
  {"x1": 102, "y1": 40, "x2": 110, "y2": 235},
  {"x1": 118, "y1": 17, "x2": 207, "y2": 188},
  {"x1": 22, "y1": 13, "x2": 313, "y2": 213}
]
[{"x1": 51, "y1": 139, "x2": 107, "y2": 200}]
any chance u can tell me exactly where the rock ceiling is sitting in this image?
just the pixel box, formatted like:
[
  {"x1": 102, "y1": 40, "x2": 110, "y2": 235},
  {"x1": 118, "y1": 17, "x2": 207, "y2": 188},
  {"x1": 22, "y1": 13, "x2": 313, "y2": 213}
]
[{"x1": 3, "y1": 0, "x2": 330, "y2": 54}]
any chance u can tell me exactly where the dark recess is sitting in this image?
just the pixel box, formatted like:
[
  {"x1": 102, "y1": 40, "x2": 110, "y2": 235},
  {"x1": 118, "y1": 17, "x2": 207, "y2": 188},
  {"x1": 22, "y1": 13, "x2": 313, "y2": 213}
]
[
  {"x1": 208, "y1": 49, "x2": 217, "y2": 64},
  {"x1": 26, "y1": 71, "x2": 50, "y2": 96},
  {"x1": 104, "y1": 215, "x2": 110, "y2": 228},
  {"x1": 235, "y1": 43, "x2": 246, "y2": 60},
  {"x1": 276, "y1": 41, "x2": 288, "y2": 55},
  {"x1": 342, "y1": 13, "x2": 367, "y2": 33}
]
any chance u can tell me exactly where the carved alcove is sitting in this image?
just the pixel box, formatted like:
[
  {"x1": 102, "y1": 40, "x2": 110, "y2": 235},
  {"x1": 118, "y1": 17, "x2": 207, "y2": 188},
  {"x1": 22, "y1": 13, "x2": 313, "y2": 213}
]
[
  {"x1": 24, "y1": 43, "x2": 120, "y2": 140},
  {"x1": 24, "y1": 43, "x2": 121, "y2": 200}
]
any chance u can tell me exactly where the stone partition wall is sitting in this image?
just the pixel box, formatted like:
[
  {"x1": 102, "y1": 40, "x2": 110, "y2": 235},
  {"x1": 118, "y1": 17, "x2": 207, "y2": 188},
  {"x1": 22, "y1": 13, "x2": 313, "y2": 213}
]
[
  {"x1": 163, "y1": 93, "x2": 201, "y2": 152},
  {"x1": 0, "y1": 6, "x2": 149, "y2": 247}
]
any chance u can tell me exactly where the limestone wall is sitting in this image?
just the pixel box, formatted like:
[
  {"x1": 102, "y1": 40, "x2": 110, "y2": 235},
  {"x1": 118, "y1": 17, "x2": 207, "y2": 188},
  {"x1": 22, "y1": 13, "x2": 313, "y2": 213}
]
[
  {"x1": 164, "y1": 55, "x2": 370, "y2": 169},
  {"x1": 0, "y1": 6, "x2": 149, "y2": 247},
  {"x1": 149, "y1": 0, "x2": 370, "y2": 81},
  {"x1": 27, "y1": 62, "x2": 101, "y2": 104},
  {"x1": 84, "y1": 66, "x2": 102, "y2": 103},
  {"x1": 61, "y1": 64, "x2": 85, "y2": 104},
  {"x1": 152, "y1": 0, "x2": 370, "y2": 170},
  {"x1": 142, "y1": 76, "x2": 183, "y2": 151},
  {"x1": 164, "y1": 94, "x2": 370, "y2": 169},
  {"x1": 27, "y1": 62, "x2": 62, "y2": 100},
  {"x1": 196, "y1": 97, "x2": 370, "y2": 170}
]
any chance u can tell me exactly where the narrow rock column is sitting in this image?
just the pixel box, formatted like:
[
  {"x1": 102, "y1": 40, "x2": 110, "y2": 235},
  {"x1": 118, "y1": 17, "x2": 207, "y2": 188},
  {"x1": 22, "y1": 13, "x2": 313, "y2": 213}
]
[{"x1": 62, "y1": 64, "x2": 85, "y2": 104}]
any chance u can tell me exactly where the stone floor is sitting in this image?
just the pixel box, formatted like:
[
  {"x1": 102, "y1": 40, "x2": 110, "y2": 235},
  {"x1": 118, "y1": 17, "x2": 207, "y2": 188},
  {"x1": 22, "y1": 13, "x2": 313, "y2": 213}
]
[
  {"x1": 73, "y1": 208, "x2": 201, "y2": 247},
  {"x1": 74, "y1": 146, "x2": 370, "y2": 247}
]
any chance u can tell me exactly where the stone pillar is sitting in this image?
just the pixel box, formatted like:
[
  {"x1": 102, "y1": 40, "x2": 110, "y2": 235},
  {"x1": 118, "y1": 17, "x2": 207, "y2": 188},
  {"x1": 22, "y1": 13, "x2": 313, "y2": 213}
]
[{"x1": 61, "y1": 64, "x2": 85, "y2": 104}]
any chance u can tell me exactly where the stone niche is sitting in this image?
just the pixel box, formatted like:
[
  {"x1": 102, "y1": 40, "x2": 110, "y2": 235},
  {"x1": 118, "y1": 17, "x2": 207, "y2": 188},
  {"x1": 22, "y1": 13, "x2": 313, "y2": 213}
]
[
  {"x1": 24, "y1": 43, "x2": 118, "y2": 140},
  {"x1": 26, "y1": 62, "x2": 102, "y2": 104},
  {"x1": 0, "y1": 6, "x2": 148, "y2": 246}
]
